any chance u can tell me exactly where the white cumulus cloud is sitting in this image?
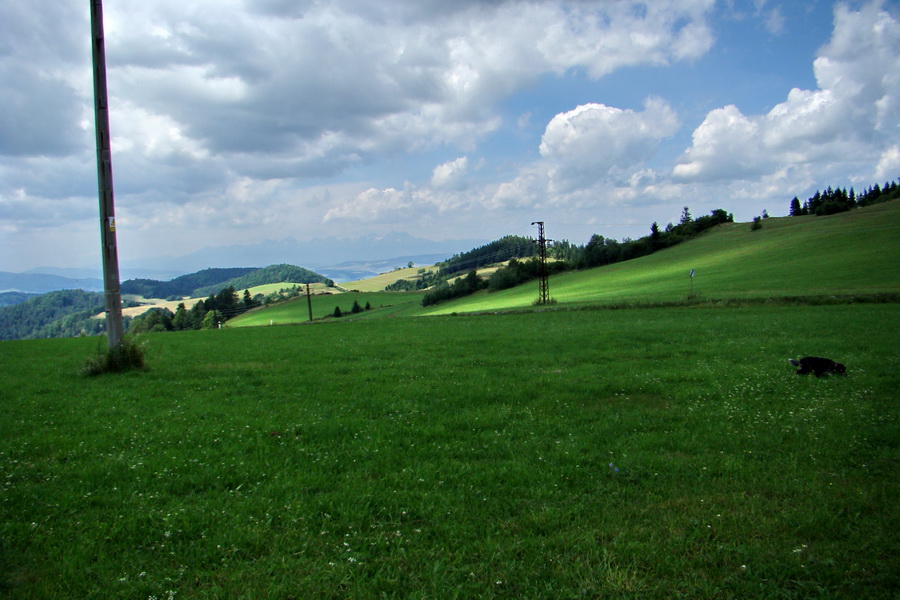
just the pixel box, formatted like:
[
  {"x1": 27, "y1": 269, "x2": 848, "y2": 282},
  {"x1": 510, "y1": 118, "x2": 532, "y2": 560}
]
[
  {"x1": 674, "y1": 1, "x2": 900, "y2": 184},
  {"x1": 431, "y1": 157, "x2": 470, "y2": 190},
  {"x1": 540, "y1": 97, "x2": 679, "y2": 191}
]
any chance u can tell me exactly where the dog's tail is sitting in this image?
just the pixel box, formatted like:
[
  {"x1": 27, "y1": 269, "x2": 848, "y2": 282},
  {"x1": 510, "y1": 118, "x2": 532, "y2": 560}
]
[{"x1": 788, "y1": 358, "x2": 800, "y2": 367}]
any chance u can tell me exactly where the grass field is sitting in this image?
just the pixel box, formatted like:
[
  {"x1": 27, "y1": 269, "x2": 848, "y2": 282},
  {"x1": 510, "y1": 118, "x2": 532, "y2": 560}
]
[
  {"x1": 1, "y1": 304, "x2": 898, "y2": 598},
  {"x1": 420, "y1": 201, "x2": 900, "y2": 316},
  {"x1": 343, "y1": 266, "x2": 437, "y2": 293},
  {"x1": 229, "y1": 291, "x2": 423, "y2": 327},
  {"x1": 229, "y1": 201, "x2": 900, "y2": 326}
]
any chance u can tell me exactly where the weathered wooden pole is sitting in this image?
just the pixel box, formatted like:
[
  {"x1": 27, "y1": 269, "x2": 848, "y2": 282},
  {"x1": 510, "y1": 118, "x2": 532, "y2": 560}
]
[{"x1": 90, "y1": 0, "x2": 125, "y2": 348}]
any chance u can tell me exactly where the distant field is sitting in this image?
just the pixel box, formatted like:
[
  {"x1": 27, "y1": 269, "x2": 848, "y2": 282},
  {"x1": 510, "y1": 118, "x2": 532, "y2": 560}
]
[
  {"x1": 228, "y1": 290, "x2": 423, "y2": 326},
  {"x1": 116, "y1": 283, "x2": 335, "y2": 320},
  {"x1": 244, "y1": 282, "x2": 333, "y2": 297},
  {"x1": 1, "y1": 304, "x2": 897, "y2": 598},
  {"x1": 343, "y1": 265, "x2": 436, "y2": 293},
  {"x1": 230, "y1": 201, "x2": 900, "y2": 325},
  {"x1": 120, "y1": 297, "x2": 198, "y2": 318}
]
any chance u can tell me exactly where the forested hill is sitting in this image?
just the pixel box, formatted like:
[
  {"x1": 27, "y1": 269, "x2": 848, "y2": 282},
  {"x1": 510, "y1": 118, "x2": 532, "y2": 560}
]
[
  {"x1": 0, "y1": 264, "x2": 334, "y2": 340},
  {"x1": 121, "y1": 268, "x2": 257, "y2": 299},
  {"x1": 191, "y1": 264, "x2": 334, "y2": 298},
  {"x1": 0, "y1": 290, "x2": 107, "y2": 340},
  {"x1": 437, "y1": 236, "x2": 538, "y2": 276}
]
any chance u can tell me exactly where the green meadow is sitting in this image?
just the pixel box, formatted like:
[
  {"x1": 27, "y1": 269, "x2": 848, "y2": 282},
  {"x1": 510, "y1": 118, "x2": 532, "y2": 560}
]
[
  {"x1": 2, "y1": 203, "x2": 899, "y2": 598},
  {"x1": 2, "y1": 304, "x2": 899, "y2": 598},
  {"x1": 229, "y1": 291, "x2": 423, "y2": 326},
  {"x1": 420, "y1": 201, "x2": 900, "y2": 316},
  {"x1": 227, "y1": 201, "x2": 900, "y2": 326}
]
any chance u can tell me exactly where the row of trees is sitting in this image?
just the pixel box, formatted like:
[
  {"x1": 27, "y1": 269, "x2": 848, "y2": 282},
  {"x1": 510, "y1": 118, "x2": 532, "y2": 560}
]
[
  {"x1": 128, "y1": 286, "x2": 260, "y2": 333},
  {"x1": 422, "y1": 271, "x2": 486, "y2": 307},
  {"x1": 121, "y1": 267, "x2": 257, "y2": 300},
  {"x1": 332, "y1": 300, "x2": 372, "y2": 318},
  {"x1": 387, "y1": 235, "x2": 539, "y2": 293},
  {"x1": 121, "y1": 265, "x2": 334, "y2": 301},
  {"x1": 789, "y1": 179, "x2": 899, "y2": 217},
  {"x1": 191, "y1": 264, "x2": 333, "y2": 298}
]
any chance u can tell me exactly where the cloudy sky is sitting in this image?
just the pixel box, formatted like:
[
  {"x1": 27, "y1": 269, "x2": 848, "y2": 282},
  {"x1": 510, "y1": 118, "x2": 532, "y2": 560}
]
[{"x1": 1, "y1": 0, "x2": 898, "y2": 273}]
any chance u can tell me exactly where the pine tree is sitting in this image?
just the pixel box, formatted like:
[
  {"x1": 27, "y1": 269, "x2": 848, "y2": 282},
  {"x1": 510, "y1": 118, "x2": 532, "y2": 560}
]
[{"x1": 172, "y1": 303, "x2": 188, "y2": 330}]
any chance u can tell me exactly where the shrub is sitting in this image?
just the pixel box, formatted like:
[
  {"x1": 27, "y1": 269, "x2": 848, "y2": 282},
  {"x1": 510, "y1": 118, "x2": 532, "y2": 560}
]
[{"x1": 81, "y1": 336, "x2": 146, "y2": 376}]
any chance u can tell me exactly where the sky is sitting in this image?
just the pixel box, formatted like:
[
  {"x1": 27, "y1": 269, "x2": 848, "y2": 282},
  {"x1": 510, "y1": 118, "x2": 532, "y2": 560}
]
[{"x1": 1, "y1": 0, "x2": 899, "y2": 273}]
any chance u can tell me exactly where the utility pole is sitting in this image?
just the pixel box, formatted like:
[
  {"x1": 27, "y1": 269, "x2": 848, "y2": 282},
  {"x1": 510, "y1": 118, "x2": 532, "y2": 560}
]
[
  {"x1": 532, "y1": 221, "x2": 551, "y2": 305},
  {"x1": 306, "y1": 283, "x2": 313, "y2": 322},
  {"x1": 90, "y1": 0, "x2": 124, "y2": 348}
]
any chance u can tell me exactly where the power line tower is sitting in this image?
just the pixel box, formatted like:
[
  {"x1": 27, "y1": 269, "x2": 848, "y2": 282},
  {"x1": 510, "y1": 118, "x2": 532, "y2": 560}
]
[
  {"x1": 90, "y1": 0, "x2": 124, "y2": 348},
  {"x1": 532, "y1": 221, "x2": 551, "y2": 305}
]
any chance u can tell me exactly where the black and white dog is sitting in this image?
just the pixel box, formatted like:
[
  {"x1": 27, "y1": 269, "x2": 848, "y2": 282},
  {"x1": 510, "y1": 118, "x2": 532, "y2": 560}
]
[{"x1": 788, "y1": 356, "x2": 846, "y2": 377}]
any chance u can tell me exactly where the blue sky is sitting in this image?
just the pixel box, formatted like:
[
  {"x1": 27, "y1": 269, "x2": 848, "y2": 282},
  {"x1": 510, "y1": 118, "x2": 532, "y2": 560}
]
[{"x1": 1, "y1": 0, "x2": 898, "y2": 273}]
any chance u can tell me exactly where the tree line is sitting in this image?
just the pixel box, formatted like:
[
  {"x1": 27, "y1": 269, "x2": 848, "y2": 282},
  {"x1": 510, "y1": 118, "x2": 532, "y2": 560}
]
[
  {"x1": 128, "y1": 286, "x2": 260, "y2": 333},
  {"x1": 387, "y1": 235, "x2": 538, "y2": 293},
  {"x1": 789, "y1": 178, "x2": 899, "y2": 217},
  {"x1": 191, "y1": 264, "x2": 333, "y2": 298},
  {"x1": 121, "y1": 267, "x2": 257, "y2": 299},
  {"x1": 121, "y1": 264, "x2": 334, "y2": 301}
]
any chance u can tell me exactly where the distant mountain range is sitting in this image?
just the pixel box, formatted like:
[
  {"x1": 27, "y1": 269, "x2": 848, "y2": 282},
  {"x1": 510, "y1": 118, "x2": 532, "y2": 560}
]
[
  {"x1": 121, "y1": 232, "x2": 483, "y2": 277},
  {"x1": 3, "y1": 233, "x2": 484, "y2": 295},
  {"x1": 0, "y1": 271, "x2": 104, "y2": 295}
]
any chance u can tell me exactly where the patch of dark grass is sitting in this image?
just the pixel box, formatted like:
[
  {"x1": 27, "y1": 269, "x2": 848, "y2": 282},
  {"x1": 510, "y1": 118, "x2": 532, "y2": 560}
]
[{"x1": 81, "y1": 335, "x2": 147, "y2": 376}]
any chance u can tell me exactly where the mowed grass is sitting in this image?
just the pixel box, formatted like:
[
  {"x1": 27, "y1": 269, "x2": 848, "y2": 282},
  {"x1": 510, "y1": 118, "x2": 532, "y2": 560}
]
[{"x1": 1, "y1": 304, "x2": 898, "y2": 598}]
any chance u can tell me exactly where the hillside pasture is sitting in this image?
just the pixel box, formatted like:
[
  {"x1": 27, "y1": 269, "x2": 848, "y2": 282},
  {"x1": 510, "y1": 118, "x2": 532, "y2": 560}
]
[
  {"x1": 119, "y1": 297, "x2": 201, "y2": 319},
  {"x1": 115, "y1": 283, "x2": 334, "y2": 321},
  {"x1": 228, "y1": 290, "x2": 423, "y2": 327},
  {"x1": 244, "y1": 282, "x2": 333, "y2": 297},
  {"x1": 1, "y1": 304, "x2": 898, "y2": 598},
  {"x1": 420, "y1": 202, "x2": 900, "y2": 316},
  {"x1": 343, "y1": 265, "x2": 437, "y2": 293}
]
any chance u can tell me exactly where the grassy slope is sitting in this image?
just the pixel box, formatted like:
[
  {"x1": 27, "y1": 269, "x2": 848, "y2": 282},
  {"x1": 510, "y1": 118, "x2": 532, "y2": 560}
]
[
  {"x1": 419, "y1": 201, "x2": 900, "y2": 316},
  {"x1": 228, "y1": 201, "x2": 900, "y2": 325},
  {"x1": 343, "y1": 265, "x2": 437, "y2": 293},
  {"x1": 228, "y1": 290, "x2": 423, "y2": 327},
  {"x1": 118, "y1": 283, "x2": 335, "y2": 320}
]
